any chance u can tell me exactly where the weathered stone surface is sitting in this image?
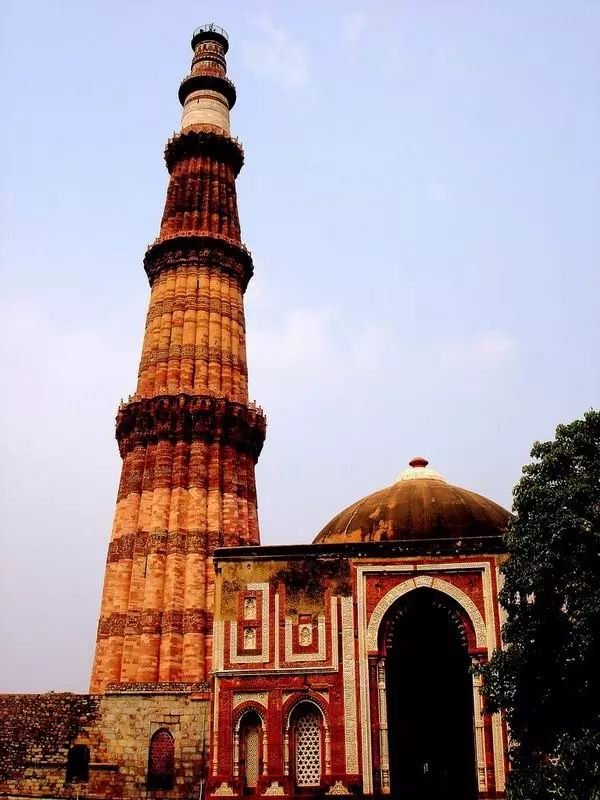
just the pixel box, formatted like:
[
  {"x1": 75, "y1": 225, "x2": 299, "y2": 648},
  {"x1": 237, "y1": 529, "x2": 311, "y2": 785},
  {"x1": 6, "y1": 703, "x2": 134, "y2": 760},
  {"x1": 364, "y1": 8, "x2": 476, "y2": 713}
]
[{"x1": 0, "y1": 692, "x2": 208, "y2": 798}]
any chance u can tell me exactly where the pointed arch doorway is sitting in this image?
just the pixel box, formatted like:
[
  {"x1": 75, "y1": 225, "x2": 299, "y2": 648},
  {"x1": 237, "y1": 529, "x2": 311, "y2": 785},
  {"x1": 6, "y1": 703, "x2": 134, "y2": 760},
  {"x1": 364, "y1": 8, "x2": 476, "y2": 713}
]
[{"x1": 379, "y1": 588, "x2": 478, "y2": 800}]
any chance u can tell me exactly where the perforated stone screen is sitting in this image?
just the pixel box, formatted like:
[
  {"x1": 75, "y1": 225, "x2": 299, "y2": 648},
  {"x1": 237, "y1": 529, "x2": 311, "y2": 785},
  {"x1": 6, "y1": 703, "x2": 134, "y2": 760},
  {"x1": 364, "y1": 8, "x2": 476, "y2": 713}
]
[
  {"x1": 243, "y1": 725, "x2": 260, "y2": 789},
  {"x1": 295, "y1": 711, "x2": 321, "y2": 787}
]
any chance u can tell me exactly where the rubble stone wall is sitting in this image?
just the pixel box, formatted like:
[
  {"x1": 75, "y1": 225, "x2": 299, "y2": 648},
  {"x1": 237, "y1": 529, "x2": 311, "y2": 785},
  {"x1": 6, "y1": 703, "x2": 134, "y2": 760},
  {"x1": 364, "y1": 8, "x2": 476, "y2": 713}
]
[{"x1": 0, "y1": 692, "x2": 209, "y2": 799}]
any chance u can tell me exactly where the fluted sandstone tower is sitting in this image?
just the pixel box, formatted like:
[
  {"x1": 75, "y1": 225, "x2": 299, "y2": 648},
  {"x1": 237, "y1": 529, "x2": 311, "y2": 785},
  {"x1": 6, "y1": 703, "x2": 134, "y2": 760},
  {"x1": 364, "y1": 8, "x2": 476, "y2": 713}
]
[{"x1": 90, "y1": 25, "x2": 265, "y2": 693}]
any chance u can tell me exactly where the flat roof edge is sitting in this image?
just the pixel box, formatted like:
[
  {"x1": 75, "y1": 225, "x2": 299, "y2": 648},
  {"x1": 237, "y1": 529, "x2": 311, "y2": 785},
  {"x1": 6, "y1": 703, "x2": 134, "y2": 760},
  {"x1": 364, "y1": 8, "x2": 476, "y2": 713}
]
[{"x1": 213, "y1": 536, "x2": 506, "y2": 562}]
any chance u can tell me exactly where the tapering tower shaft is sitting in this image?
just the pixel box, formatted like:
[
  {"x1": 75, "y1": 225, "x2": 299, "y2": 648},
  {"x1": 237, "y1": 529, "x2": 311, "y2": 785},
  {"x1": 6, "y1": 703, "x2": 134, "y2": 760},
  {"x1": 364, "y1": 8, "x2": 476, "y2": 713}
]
[{"x1": 90, "y1": 26, "x2": 265, "y2": 693}]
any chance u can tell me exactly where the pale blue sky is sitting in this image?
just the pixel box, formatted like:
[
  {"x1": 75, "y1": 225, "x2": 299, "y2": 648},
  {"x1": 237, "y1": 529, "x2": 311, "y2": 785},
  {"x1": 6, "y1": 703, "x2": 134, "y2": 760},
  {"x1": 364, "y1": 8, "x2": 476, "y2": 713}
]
[{"x1": 1, "y1": 1, "x2": 598, "y2": 691}]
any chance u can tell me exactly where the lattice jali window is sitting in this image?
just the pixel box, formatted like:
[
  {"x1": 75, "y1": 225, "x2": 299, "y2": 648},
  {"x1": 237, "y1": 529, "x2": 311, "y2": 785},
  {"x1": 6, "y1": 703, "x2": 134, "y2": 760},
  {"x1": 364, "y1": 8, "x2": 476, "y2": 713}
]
[
  {"x1": 294, "y1": 711, "x2": 321, "y2": 787},
  {"x1": 147, "y1": 728, "x2": 175, "y2": 790},
  {"x1": 243, "y1": 724, "x2": 260, "y2": 789}
]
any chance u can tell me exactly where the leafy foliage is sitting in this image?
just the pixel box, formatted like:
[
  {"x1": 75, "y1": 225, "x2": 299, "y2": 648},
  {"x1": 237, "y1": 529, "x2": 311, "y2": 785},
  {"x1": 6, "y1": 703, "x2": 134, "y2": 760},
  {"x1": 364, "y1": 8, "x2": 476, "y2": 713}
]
[{"x1": 478, "y1": 410, "x2": 600, "y2": 799}]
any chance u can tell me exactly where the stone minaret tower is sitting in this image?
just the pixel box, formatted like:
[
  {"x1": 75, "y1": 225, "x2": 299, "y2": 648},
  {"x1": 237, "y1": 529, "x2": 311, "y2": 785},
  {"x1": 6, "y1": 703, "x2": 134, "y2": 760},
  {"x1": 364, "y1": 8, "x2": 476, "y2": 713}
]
[{"x1": 90, "y1": 25, "x2": 265, "y2": 693}]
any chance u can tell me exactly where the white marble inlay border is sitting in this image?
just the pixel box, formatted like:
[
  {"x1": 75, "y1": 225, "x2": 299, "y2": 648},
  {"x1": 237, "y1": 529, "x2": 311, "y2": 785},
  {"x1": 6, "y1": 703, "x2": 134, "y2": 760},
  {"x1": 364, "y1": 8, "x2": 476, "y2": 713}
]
[
  {"x1": 274, "y1": 591, "x2": 280, "y2": 668},
  {"x1": 230, "y1": 582, "x2": 270, "y2": 664},
  {"x1": 285, "y1": 615, "x2": 326, "y2": 662},
  {"x1": 212, "y1": 675, "x2": 220, "y2": 775},
  {"x1": 366, "y1": 575, "x2": 487, "y2": 651},
  {"x1": 487, "y1": 562, "x2": 506, "y2": 791},
  {"x1": 341, "y1": 596, "x2": 359, "y2": 774}
]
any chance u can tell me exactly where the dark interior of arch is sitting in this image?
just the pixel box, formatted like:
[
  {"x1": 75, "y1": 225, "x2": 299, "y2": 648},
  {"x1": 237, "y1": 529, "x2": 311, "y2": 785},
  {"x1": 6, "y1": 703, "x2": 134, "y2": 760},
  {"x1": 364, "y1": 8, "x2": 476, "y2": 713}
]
[{"x1": 384, "y1": 588, "x2": 477, "y2": 800}]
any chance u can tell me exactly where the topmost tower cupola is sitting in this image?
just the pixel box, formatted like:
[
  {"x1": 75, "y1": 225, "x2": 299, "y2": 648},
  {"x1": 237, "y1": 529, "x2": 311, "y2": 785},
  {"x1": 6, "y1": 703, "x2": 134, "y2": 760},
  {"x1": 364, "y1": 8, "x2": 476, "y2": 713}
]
[{"x1": 179, "y1": 23, "x2": 236, "y2": 135}]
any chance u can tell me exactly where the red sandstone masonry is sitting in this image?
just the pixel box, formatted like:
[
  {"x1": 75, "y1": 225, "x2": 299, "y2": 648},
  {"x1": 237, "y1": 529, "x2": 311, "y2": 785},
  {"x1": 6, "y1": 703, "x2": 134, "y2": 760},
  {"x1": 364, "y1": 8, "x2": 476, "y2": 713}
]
[{"x1": 90, "y1": 29, "x2": 265, "y2": 694}]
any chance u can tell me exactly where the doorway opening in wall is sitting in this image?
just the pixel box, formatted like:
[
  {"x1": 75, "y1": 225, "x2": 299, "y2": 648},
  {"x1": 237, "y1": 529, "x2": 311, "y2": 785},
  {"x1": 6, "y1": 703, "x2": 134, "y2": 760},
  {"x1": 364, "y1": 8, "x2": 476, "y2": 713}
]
[{"x1": 384, "y1": 589, "x2": 478, "y2": 800}]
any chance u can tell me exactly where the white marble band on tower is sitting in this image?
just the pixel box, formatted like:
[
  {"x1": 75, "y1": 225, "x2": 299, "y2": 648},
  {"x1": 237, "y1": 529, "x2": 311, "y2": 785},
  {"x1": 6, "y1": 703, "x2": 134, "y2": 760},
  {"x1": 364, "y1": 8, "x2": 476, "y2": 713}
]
[{"x1": 179, "y1": 24, "x2": 235, "y2": 135}]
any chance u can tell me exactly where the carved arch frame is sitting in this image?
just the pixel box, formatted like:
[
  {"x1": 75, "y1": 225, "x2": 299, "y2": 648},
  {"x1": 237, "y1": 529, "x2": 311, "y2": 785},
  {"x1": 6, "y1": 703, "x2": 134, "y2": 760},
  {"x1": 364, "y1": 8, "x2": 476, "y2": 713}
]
[
  {"x1": 366, "y1": 575, "x2": 487, "y2": 652},
  {"x1": 233, "y1": 704, "x2": 267, "y2": 783},
  {"x1": 357, "y1": 567, "x2": 500, "y2": 797},
  {"x1": 282, "y1": 694, "x2": 330, "y2": 786}
]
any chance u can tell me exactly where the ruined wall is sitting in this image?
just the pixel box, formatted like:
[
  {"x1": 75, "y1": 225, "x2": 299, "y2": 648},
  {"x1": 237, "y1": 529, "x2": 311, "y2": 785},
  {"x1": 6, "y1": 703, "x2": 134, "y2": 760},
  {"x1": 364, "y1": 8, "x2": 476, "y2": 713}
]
[
  {"x1": 0, "y1": 691, "x2": 209, "y2": 799},
  {"x1": 0, "y1": 694, "x2": 100, "y2": 785}
]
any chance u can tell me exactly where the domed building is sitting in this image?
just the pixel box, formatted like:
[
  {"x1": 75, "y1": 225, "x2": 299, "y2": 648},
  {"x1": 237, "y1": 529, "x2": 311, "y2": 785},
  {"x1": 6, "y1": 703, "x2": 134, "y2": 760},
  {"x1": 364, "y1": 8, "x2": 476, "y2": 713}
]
[
  {"x1": 210, "y1": 458, "x2": 510, "y2": 799},
  {"x1": 315, "y1": 456, "x2": 510, "y2": 546},
  {"x1": 0, "y1": 25, "x2": 511, "y2": 800}
]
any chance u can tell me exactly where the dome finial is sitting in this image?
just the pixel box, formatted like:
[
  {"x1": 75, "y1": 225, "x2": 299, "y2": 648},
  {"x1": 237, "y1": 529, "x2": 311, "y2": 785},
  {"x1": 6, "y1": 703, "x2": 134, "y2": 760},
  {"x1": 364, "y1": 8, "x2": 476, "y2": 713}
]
[{"x1": 395, "y1": 457, "x2": 446, "y2": 484}]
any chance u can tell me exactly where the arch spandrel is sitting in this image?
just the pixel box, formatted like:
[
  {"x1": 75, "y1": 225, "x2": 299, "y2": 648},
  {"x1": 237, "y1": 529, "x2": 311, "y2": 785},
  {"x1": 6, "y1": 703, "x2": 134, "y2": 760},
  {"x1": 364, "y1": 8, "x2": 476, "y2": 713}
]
[
  {"x1": 366, "y1": 576, "x2": 487, "y2": 651},
  {"x1": 234, "y1": 703, "x2": 267, "y2": 731},
  {"x1": 283, "y1": 694, "x2": 329, "y2": 732}
]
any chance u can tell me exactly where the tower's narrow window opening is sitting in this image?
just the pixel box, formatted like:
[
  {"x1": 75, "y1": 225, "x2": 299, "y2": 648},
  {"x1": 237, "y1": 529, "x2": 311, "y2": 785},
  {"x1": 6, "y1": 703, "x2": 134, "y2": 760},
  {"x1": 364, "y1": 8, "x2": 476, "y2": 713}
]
[
  {"x1": 66, "y1": 744, "x2": 89, "y2": 782},
  {"x1": 147, "y1": 728, "x2": 175, "y2": 790}
]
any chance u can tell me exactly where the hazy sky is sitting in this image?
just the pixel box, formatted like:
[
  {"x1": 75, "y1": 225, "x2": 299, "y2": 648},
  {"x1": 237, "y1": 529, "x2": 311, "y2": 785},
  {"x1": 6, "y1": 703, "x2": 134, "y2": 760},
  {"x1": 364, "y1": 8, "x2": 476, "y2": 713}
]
[{"x1": 1, "y1": 0, "x2": 598, "y2": 692}]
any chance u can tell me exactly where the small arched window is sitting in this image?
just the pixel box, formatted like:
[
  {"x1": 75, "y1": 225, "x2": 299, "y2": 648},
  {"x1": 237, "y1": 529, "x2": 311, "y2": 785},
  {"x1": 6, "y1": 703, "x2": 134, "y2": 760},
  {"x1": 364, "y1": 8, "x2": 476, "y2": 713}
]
[
  {"x1": 147, "y1": 728, "x2": 175, "y2": 790},
  {"x1": 66, "y1": 744, "x2": 90, "y2": 782},
  {"x1": 292, "y1": 705, "x2": 322, "y2": 788}
]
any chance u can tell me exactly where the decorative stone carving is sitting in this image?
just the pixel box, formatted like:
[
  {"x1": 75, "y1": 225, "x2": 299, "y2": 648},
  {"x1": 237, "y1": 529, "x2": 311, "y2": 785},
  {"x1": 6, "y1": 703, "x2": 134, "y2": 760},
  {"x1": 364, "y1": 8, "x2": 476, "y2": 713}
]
[
  {"x1": 471, "y1": 658, "x2": 488, "y2": 792},
  {"x1": 493, "y1": 712, "x2": 506, "y2": 791},
  {"x1": 341, "y1": 596, "x2": 359, "y2": 774},
  {"x1": 366, "y1": 576, "x2": 487, "y2": 650},
  {"x1": 285, "y1": 613, "x2": 326, "y2": 663},
  {"x1": 232, "y1": 692, "x2": 267, "y2": 709},
  {"x1": 414, "y1": 574, "x2": 434, "y2": 587},
  {"x1": 431, "y1": 577, "x2": 487, "y2": 646},
  {"x1": 377, "y1": 658, "x2": 390, "y2": 794},
  {"x1": 326, "y1": 781, "x2": 352, "y2": 795},
  {"x1": 262, "y1": 782, "x2": 286, "y2": 796},
  {"x1": 299, "y1": 623, "x2": 312, "y2": 646},
  {"x1": 230, "y1": 583, "x2": 270, "y2": 664},
  {"x1": 243, "y1": 627, "x2": 257, "y2": 649},
  {"x1": 244, "y1": 597, "x2": 257, "y2": 620},
  {"x1": 213, "y1": 782, "x2": 236, "y2": 796}
]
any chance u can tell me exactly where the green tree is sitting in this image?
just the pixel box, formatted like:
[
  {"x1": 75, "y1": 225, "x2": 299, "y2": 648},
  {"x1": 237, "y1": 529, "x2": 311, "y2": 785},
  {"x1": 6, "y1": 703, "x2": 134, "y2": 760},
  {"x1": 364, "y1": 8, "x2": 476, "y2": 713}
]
[{"x1": 479, "y1": 409, "x2": 600, "y2": 800}]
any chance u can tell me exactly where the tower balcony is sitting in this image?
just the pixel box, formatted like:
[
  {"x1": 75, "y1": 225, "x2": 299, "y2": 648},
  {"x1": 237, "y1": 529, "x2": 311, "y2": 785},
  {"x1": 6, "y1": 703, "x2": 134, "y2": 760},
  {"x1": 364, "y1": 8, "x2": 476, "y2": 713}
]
[{"x1": 178, "y1": 73, "x2": 236, "y2": 108}]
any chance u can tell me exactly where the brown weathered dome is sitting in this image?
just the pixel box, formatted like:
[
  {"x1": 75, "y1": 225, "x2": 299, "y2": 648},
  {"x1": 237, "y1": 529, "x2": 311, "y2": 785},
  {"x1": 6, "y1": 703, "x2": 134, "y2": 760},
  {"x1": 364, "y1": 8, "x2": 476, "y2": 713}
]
[{"x1": 314, "y1": 458, "x2": 510, "y2": 545}]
